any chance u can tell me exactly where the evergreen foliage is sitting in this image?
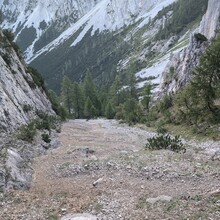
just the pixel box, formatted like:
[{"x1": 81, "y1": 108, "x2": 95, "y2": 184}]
[
  {"x1": 83, "y1": 71, "x2": 100, "y2": 116},
  {"x1": 17, "y1": 122, "x2": 36, "y2": 142},
  {"x1": 27, "y1": 67, "x2": 46, "y2": 90},
  {"x1": 174, "y1": 34, "x2": 220, "y2": 128},
  {"x1": 146, "y1": 133, "x2": 185, "y2": 153},
  {"x1": 109, "y1": 74, "x2": 121, "y2": 106},
  {"x1": 47, "y1": 90, "x2": 67, "y2": 120},
  {"x1": 84, "y1": 97, "x2": 96, "y2": 119},
  {"x1": 61, "y1": 75, "x2": 74, "y2": 115},
  {"x1": 155, "y1": 0, "x2": 208, "y2": 40},
  {"x1": 0, "y1": 10, "x2": 3, "y2": 24},
  {"x1": 105, "y1": 102, "x2": 115, "y2": 119},
  {"x1": 141, "y1": 83, "x2": 152, "y2": 112},
  {"x1": 194, "y1": 33, "x2": 208, "y2": 43},
  {"x1": 72, "y1": 82, "x2": 84, "y2": 119}
]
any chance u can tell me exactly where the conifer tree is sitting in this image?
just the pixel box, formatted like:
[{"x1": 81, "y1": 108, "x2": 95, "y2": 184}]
[
  {"x1": 105, "y1": 102, "x2": 115, "y2": 119},
  {"x1": 72, "y1": 82, "x2": 84, "y2": 118},
  {"x1": 175, "y1": 34, "x2": 220, "y2": 125},
  {"x1": 109, "y1": 74, "x2": 121, "y2": 106},
  {"x1": 127, "y1": 71, "x2": 137, "y2": 99},
  {"x1": 141, "y1": 83, "x2": 152, "y2": 112},
  {"x1": 83, "y1": 71, "x2": 100, "y2": 115},
  {"x1": 61, "y1": 75, "x2": 74, "y2": 115},
  {"x1": 84, "y1": 97, "x2": 96, "y2": 119}
]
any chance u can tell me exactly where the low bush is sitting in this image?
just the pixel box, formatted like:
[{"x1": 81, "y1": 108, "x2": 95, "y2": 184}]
[
  {"x1": 22, "y1": 104, "x2": 32, "y2": 112},
  {"x1": 41, "y1": 133, "x2": 51, "y2": 143},
  {"x1": 145, "y1": 133, "x2": 186, "y2": 153},
  {"x1": 17, "y1": 122, "x2": 36, "y2": 142}
]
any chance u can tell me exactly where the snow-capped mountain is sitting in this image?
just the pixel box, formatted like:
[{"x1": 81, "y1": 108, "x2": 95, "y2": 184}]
[
  {"x1": 1, "y1": 0, "x2": 209, "y2": 94},
  {"x1": 1, "y1": 0, "x2": 176, "y2": 62}
]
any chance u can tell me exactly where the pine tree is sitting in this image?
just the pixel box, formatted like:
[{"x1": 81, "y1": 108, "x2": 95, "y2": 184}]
[
  {"x1": 109, "y1": 74, "x2": 121, "y2": 106},
  {"x1": 72, "y1": 82, "x2": 84, "y2": 119},
  {"x1": 105, "y1": 102, "x2": 115, "y2": 119},
  {"x1": 47, "y1": 89, "x2": 67, "y2": 120},
  {"x1": 141, "y1": 83, "x2": 152, "y2": 112},
  {"x1": 0, "y1": 10, "x2": 3, "y2": 24},
  {"x1": 123, "y1": 98, "x2": 141, "y2": 124},
  {"x1": 127, "y1": 71, "x2": 137, "y2": 99},
  {"x1": 175, "y1": 34, "x2": 220, "y2": 125},
  {"x1": 83, "y1": 71, "x2": 100, "y2": 115},
  {"x1": 84, "y1": 97, "x2": 95, "y2": 119},
  {"x1": 61, "y1": 75, "x2": 74, "y2": 115}
]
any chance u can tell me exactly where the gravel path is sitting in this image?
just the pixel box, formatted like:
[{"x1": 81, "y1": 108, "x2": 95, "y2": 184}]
[{"x1": 0, "y1": 119, "x2": 220, "y2": 219}]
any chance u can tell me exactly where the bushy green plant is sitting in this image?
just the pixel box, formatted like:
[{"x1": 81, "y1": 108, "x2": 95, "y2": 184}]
[
  {"x1": 2, "y1": 54, "x2": 11, "y2": 66},
  {"x1": 17, "y1": 122, "x2": 36, "y2": 142},
  {"x1": 145, "y1": 133, "x2": 186, "y2": 153},
  {"x1": 194, "y1": 33, "x2": 207, "y2": 43},
  {"x1": 22, "y1": 104, "x2": 32, "y2": 112},
  {"x1": 27, "y1": 67, "x2": 45, "y2": 90},
  {"x1": 41, "y1": 133, "x2": 51, "y2": 143}
]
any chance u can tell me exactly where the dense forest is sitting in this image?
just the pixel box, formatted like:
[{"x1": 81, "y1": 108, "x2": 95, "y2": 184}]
[{"x1": 58, "y1": 31, "x2": 220, "y2": 140}]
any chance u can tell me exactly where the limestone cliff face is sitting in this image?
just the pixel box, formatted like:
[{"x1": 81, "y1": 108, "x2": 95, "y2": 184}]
[
  {"x1": 199, "y1": 0, "x2": 220, "y2": 39},
  {"x1": 159, "y1": 0, "x2": 220, "y2": 96},
  {"x1": 0, "y1": 30, "x2": 54, "y2": 132}
]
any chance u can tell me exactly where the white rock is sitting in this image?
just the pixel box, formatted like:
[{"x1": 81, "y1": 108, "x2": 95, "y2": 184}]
[
  {"x1": 93, "y1": 178, "x2": 104, "y2": 187},
  {"x1": 61, "y1": 213, "x2": 97, "y2": 220},
  {"x1": 146, "y1": 195, "x2": 172, "y2": 204}
]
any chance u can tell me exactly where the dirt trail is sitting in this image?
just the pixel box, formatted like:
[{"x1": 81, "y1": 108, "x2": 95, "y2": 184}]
[{"x1": 0, "y1": 119, "x2": 220, "y2": 220}]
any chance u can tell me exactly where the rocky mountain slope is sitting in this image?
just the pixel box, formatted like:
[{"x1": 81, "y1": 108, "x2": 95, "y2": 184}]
[
  {"x1": 0, "y1": 0, "x2": 175, "y2": 61},
  {"x1": 0, "y1": 28, "x2": 58, "y2": 193},
  {"x1": 0, "y1": 0, "x2": 213, "y2": 96},
  {"x1": 0, "y1": 29, "x2": 54, "y2": 131},
  {"x1": 160, "y1": 0, "x2": 220, "y2": 95},
  {"x1": 1, "y1": 0, "x2": 178, "y2": 91}
]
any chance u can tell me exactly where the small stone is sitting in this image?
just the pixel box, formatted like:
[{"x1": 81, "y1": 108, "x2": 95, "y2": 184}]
[
  {"x1": 210, "y1": 189, "x2": 220, "y2": 197},
  {"x1": 146, "y1": 195, "x2": 172, "y2": 204},
  {"x1": 93, "y1": 178, "x2": 103, "y2": 187},
  {"x1": 216, "y1": 200, "x2": 220, "y2": 207},
  {"x1": 61, "y1": 208, "x2": 67, "y2": 213},
  {"x1": 90, "y1": 155, "x2": 98, "y2": 161}
]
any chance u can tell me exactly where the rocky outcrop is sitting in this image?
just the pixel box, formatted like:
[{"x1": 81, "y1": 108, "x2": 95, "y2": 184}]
[
  {"x1": 0, "y1": 29, "x2": 56, "y2": 191},
  {"x1": 159, "y1": 0, "x2": 220, "y2": 96},
  {"x1": 199, "y1": 0, "x2": 220, "y2": 39},
  {"x1": 0, "y1": 30, "x2": 54, "y2": 132},
  {"x1": 160, "y1": 36, "x2": 209, "y2": 94}
]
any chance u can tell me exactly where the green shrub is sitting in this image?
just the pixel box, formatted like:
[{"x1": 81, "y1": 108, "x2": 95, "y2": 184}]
[
  {"x1": 22, "y1": 104, "x2": 32, "y2": 112},
  {"x1": 36, "y1": 119, "x2": 50, "y2": 130},
  {"x1": 145, "y1": 133, "x2": 186, "y2": 153},
  {"x1": 41, "y1": 133, "x2": 51, "y2": 143},
  {"x1": 3, "y1": 29, "x2": 14, "y2": 42},
  {"x1": 17, "y1": 122, "x2": 36, "y2": 142},
  {"x1": 2, "y1": 54, "x2": 11, "y2": 66},
  {"x1": 194, "y1": 33, "x2": 207, "y2": 43},
  {"x1": 27, "y1": 67, "x2": 45, "y2": 90}
]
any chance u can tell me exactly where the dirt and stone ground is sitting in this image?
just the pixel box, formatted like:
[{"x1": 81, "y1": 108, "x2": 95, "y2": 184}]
[{"x1": 0, "y1": 119, "x2": 220, "y2": 220}]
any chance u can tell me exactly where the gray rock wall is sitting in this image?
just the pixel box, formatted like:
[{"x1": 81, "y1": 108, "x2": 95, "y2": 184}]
[
  {"x1": 0, "y1": 30, "x2": 54, "y2": 131},
  {"x1": 159, "y1": 0, "x2": 220, "y2": 96}
]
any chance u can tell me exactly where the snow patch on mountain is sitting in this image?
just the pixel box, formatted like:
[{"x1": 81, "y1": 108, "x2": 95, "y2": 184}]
[{"x1": 23, "y1": 0, "x2": 176, "y2": 63}]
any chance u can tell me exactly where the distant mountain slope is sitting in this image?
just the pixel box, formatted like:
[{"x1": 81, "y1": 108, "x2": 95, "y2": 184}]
[
  {"x1": 0, "y1": 0, "x2": 176, "y2": 62},
  {"x1": 0, "y1": 0, "x2": 209, "y2": 94}
]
